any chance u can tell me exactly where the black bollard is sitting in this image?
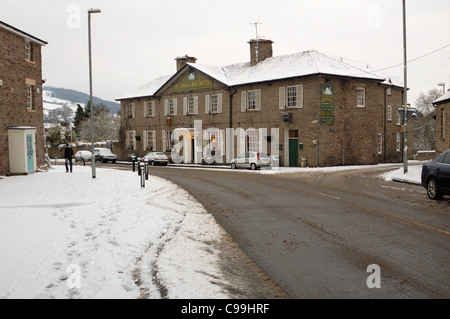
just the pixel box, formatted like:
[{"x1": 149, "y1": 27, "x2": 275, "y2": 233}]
[{"x1": 131, "y1": 156, "x2": 136, "y2": 172}]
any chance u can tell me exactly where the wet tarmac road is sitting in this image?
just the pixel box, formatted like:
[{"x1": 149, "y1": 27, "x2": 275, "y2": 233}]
[{"x1": 147, "y1": 165, "x2": 450, "y2": 299}]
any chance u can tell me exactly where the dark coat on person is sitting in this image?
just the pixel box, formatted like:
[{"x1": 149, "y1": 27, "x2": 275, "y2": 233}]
[{"x1": 64, "y1": 145, "x2": 74, "y2": 159}]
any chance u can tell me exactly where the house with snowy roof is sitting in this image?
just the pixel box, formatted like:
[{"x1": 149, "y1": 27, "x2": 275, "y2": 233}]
[
  {"x1": 116, "y1": 38, "x2": 412, "y2": 167},
  {"x1": 0, "y1": 21, "x2": 47, "y2": 176},
  {"x1": 433, "y1": 91, "x2": 450, "y2": 154}
]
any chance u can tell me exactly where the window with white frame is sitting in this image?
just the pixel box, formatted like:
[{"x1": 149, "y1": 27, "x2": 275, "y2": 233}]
[
  {"x1": 170, "y1": 99, "x2": 177, "y2": 116},
  {"x1": 127, "y1": 131, "x2": 136, "y2": 150},
  {"x1": 247, "y1": 91, "x2": 257, "y2": 110},
  {"x1": 164, "y1": 99, "x2": 177, "y2": 116},
  {"x1": 210, "y1": 94, "x2": 218, "y2": 113},
  {"x1": 396, "y1": 133, "x2": 402, "y2": 152},
  {"x1": 145, "y1": 101, "x2": 155, "y2": 117},
  {"x1": 287, "y1": 86, "x2": 297, "y2": 108},
  {"x1": 188, "y1": 97, "x2": 195, "y2": 114},
  {"x1": 397, "y1": 112, "x2": 402, "y2": 126},
  {"x1": 387, "y1": 105, "x2": 392, "y2": 121},
  {"x1": 206, "y1": 94, "x2": 223, "y2": 114},
  {"x1": 145, "y1": 130, "x2": 156, "y2": 151},
  {"x1": 241, "y1": 90, "x2": 261, "y2": 112},
  {"x1": 126, "y1": 103, "x2": 135, "y2": 118},
  {"x1": 165, "y1": 130, "x2": 174, "y2": 150},
  {"x1": 204, "y1": 129, "x2": 223, "y2": 156},
  {"x1": 357, "y1": 87, "x2": 366, "y2": 108},
  {"x1": 25, "y1": 40, "x2": 32, "y2": 61},
  {"x1": 185, "y1": 96, "x2": 199, "y2": 115},
  {"x1": 246, "y1": 129, "x2": 259, "y2": 152},
  {"x1": 377, "y1": 134, "x2": 383, "y2": 155},
  {"x1": 279, "y1": 85, "x2": 303, "y2": 109},
  {"x1": 26, "y1": 85, "x2": 34, "y2": 110}
]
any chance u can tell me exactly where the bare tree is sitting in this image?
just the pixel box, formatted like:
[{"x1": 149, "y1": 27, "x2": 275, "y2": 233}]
[
  {"x1": 77, "y1": 105, "x2": 120, "y2": 142},
  {"x1": 414, "y1": 88, "x2": 443, "y2": 152}
]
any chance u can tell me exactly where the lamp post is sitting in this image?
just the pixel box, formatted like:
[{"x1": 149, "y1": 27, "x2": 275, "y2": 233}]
[
  {"x1": 402, "y1": 0, "x2": 408, "y2": 174},
  {"x1": 88, "y1": 8, "x2": 101, "y2": 179}
]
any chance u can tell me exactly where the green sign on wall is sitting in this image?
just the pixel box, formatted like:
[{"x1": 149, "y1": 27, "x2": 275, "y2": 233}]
[
  {"x1": 173, "y1": 79, "x2": 213, "y2": 92},
  {"x1": 321, "y1": 84, "x2": 335, "y2": 125}
]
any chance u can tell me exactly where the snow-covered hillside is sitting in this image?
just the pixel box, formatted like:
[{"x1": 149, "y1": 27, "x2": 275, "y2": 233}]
[
  {"x1": 43, "y1": 87, "x2": 120, "y2": 125},
  {"x1": 43, "y1": 89, "x2": 83, "y2": 123}
]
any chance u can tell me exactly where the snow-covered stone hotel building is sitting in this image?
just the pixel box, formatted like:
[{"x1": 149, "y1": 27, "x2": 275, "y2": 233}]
[{"x1": 116, "y1": 39, "x2": 412, "y2": 167}]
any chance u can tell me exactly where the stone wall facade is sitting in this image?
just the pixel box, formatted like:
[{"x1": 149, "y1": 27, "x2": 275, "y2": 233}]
[
  {"x1": 0, "y1": 23, "x2": 46, "y2": 175},
  {"x1": 435, "y1": 101, "x2": 450, "y2": 155}
]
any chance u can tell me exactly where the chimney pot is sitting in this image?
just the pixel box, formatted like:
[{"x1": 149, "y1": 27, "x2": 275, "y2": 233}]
[{"x1": 175, "y1": 55, "x2": 197, "y2": 71}]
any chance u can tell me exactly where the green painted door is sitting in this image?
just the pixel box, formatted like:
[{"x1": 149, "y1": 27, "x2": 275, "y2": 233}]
[
  {"x1": 289, "y1": 139, "x2": 299, "y2": 167},
  {"x1": 26, "y1": 134, "x2": 34, "y2": 174}
]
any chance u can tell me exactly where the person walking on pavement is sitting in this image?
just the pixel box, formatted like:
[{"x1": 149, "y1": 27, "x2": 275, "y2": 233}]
[{"x1": 64, "y1": 143, "x2": 74, "y2": 173}]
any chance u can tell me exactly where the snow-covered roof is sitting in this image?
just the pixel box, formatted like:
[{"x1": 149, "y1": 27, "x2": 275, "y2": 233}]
[
  {"x1": 433, "y1": 90, "x2": 450, "y2": 105},
  {"x1": 188, "y1": 50, "x2": 401, "y2": 87},
  {"x1": 115, "y1": 74, "x2": 173, "y2": 100},
  {"x1": 118, "y1": 50, "x2": 402, "y2": 100}
]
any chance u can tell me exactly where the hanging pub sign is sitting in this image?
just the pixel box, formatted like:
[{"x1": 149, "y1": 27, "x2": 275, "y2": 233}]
[
  {"x1": 281, "y1": 112, "x2": 292, "y2": 123},
  {"x1": 321, "y1": 84, "x2": 335, "y2": 125}
]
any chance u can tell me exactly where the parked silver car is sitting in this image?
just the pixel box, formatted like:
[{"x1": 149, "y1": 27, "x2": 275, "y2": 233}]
[
  {"x1": 144, "y1": 152, "x2": 169, "y2": 166},
  {"x1": 230, "y1": 152, "x2": 272, "y2": 170},
  {"x1": 94, "y1": 148, "x2": 117, "y2": 163},
  {"x1": 74, "y1": 151, "x2": 92, "y2": 162}
]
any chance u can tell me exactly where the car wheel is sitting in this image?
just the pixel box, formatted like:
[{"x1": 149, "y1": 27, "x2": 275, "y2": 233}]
[
  {"x1": 250, "y1": 163, "x2": 257, "y2": 170},
  {"x1": 231, "y1": 163, "x2": 237, "y2": 170},
  {"x1": 427, "y1": 177, "x2": 443, "y2": 200}
]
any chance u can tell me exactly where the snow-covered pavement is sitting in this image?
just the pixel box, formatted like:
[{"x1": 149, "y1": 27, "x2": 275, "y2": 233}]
[
  {"x1": 0, "y1": 162, "x2": 423, "y2": 299},
  {"x1": 0, "y1": 165, "x2": 234, "y2": 299},
  {"x1": 380, "y1": 165, "x2": 422, "y2": 185}
]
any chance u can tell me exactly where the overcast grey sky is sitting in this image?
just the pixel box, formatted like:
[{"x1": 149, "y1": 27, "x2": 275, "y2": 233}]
[{"x1": 2, "y1": 0, "x2": 449, "y2": 105}]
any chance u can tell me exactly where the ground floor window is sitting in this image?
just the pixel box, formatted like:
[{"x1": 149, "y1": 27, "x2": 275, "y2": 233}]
[
  {"x1": 377, "y1": 134, "x2": 383, "y2": 155},
  {"x1": 127, "y1": 131, "x2": 136, "y2": 150},
  {"x1": 204, "y1": 129, "x2": 224, "y2": 156},
  {"x1": 26, "y1": 85, "x2": 34, "y2": 110},
  {"x1": 145, "y1": 130, "x2": 156, "y2": 151},
  {"x1": 246, "y1": 129, "x2": 259, "y2": 152},
  {"x1": 165, "y1": 130, "x2": 174, "y2": 151}
]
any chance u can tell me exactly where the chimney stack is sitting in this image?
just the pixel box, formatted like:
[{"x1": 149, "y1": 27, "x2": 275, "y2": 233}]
[
  {"x1": 249, "y1": 39, "x2": 273, "y2": 66},
  {"x1": 175, "y1": 55, "x2": 197, "y2": 71}
]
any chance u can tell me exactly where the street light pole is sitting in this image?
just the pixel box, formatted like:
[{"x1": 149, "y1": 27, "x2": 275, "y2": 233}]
[
  {"x1": 402, "y1": 0, "x2": 408, "y2": 174},
  {"x1": 88, "y1": 8, "x2": 101, "y2": 179}
]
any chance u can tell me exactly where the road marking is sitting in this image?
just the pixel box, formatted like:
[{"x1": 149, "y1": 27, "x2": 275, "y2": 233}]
[
  {"x1": 320, "y1": 193, "x2": 341, "y2": 200},
  {"x1": 380, "y1": 185, "x2": 406, "y2": 191}
]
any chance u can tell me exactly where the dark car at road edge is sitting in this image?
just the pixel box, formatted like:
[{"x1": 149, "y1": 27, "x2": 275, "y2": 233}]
[{"x1": 421, "y1": 149, "x2": 450, "y2": 200}]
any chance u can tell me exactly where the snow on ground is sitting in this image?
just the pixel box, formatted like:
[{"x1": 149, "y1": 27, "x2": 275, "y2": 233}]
[
  {"x1": 0, "y1": 166, "x2": 232, "y2": 299},
  {"x1": 380, "y1": 165, "x2": 423, "y2": 185}
]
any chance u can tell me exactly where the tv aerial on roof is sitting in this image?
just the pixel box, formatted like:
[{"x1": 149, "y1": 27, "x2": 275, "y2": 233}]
[{"x1": 250, "y1": 22, "x2": 265, "y2": 40}]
